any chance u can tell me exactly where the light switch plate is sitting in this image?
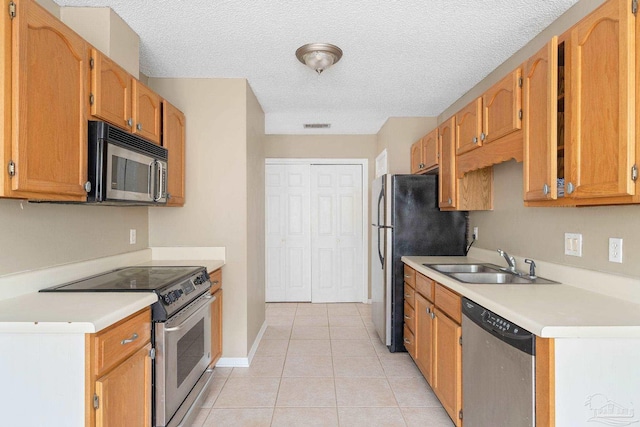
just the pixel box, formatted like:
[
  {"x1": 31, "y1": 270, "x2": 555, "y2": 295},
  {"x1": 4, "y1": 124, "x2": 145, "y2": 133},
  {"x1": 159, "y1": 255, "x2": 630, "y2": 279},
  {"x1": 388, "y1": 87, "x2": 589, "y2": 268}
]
[
  {"x1": 129, "y1": 229, "x2": 137, "y2": 245},
  {"x1": 565, "y1": 233, "x2": 582, "y2": 257},
  {"x1": 609, "y1": 238, "x2": 623, "y2": 263}
]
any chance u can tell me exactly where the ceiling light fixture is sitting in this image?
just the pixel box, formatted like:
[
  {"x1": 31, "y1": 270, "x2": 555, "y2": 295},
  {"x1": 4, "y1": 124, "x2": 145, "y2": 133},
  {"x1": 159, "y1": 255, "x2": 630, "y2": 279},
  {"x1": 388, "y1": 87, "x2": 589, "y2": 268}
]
[{"x1": 295, "y1": 43, "x2": 343, "y2": 75}]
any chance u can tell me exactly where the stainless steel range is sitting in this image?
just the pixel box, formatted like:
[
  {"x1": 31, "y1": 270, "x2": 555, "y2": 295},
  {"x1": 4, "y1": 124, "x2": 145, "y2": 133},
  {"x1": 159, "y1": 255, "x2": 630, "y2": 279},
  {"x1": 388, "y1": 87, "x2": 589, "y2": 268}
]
[{"x1": 41, "y1": 266, "x2": 215, "y2": 427}]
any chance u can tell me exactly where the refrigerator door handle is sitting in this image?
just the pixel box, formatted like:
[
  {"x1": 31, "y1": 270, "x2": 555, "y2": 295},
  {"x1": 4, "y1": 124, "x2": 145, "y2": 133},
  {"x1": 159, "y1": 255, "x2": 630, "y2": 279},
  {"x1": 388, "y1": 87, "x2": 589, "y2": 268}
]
[
  {"x1": 377, "y1": 226, "x2": 384, "y2": 267},
  {"x1": 377, "y1": 182, "x2": 384, "y2": 227}
]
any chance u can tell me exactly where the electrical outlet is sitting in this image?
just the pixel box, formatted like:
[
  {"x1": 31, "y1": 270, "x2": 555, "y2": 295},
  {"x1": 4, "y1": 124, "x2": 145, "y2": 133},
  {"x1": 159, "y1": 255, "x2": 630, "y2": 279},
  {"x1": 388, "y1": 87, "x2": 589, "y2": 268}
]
[
  {"x1": 564, "y1": 233, "x2": 582, "y2": 257},
  {"x1": 609, "y1": 238, "x2": 623, "y2": 263},
  {"x1": 129, "y1": 229, "x2": 137, "y2": 245},
  {"x1": 473, "y1": 227, "x2": 479, "y2": 240}
]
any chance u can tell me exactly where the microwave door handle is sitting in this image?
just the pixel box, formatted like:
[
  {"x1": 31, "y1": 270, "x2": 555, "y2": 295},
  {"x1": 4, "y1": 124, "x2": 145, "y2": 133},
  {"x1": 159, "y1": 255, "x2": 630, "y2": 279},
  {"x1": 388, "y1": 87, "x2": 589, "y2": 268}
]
[
  {"x1": 157, "y1": 161, "x2": 166, "y2": 201},
  {"x1": 148, "y1": 161, "x2": 154, "y2": 201}
]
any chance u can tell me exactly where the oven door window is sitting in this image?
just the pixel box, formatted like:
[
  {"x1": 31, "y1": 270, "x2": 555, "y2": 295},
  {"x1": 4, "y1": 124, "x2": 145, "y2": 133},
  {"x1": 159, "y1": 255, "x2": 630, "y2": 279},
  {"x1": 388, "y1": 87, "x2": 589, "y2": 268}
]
[
  {"x1": 176, "y1": 318, "x2": 205, "y2": 387},
  {"x1": 106, "y1": 143, "x2": 155, "y2": 202}
]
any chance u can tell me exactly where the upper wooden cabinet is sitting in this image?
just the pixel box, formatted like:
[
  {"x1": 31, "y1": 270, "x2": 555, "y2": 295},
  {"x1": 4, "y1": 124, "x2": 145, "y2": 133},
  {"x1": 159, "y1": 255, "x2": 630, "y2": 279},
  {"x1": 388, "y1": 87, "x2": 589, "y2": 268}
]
[
  {"x1": 90, "y1": 49, "x2": 131, "y2": 130},
  {"x1": 3, "y1": 0, "x2": 89, "y2": 201},
  {"x1": 455, "y1": 97, "x2": 483, "y2": 155},
  {"x1": 439, "y1": 116, "x2": 493, "y2": 211},
  {"x1": 410, "y1": 138, "x2": 423, "y2": 174},
  {"x1": 162, "y1": 100, "x2": 186, "y2": 206},
  {"x1": 567, "y1": 0, "x2": 635, "y2": 199},
  {"x1": 523, "y1": 37, "x2": 559, "y2": 201},
  {"x1": 482, "y1": 67, "x2": 522, "y2": 144},
  {"x1": 410, "y1": 128, "x2": 439, "y2": 174},
  {"x1": 133, "y1": 80, "x2": 162, "y2": 144},
  {"x1": 524, "y1": 0, "x2": 639, "y2": 207},
  {"x1": 90, "y1": 50, "x2": 161, "y2": 145}
]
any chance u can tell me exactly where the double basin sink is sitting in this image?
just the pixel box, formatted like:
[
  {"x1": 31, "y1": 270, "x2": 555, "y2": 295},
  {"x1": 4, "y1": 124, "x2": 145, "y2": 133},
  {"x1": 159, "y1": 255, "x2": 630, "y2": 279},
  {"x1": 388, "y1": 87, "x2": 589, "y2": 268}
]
[{"x1": 424, "y1": 263, "x2": 558, "y2": 285}]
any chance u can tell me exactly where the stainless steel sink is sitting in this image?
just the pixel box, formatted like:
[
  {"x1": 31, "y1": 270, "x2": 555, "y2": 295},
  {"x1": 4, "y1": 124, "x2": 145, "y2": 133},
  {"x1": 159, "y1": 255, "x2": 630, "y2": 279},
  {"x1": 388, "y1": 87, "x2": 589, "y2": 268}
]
[
  {"x1": 425, "y1": 263, "x2": 502, "y2": 274},
  {"x1": 424, "y1": 263, "x2": 558, "y2": 284}
]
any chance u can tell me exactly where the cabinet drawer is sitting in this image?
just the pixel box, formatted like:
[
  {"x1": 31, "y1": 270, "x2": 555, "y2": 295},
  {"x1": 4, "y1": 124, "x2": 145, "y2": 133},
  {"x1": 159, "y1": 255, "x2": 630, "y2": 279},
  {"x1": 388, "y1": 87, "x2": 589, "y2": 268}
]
[
  {"x1": 404, "y1": 301, "x2": 415, "y2": 333},
  {"x1": 404, "y1": 283, "x2": 415, "y2": 308},
  {"x1": 92, "y1": 308, "x2": 151, "y2": 376},
  {"x1": 403, "y1": 265, "x2": 416, "y2": 288},
  {"x1": 209, "y1": 268, "x2": 222, "y2": 293},
  {"x1": 415, "y1": 273, "x2": 434, "y2": 302},
  {"x1": 403, "y1": 323, "x2": 416, "y2": 357},
  {"x1": 435, "y1": 283, "x2": 461, "y2": 324}
]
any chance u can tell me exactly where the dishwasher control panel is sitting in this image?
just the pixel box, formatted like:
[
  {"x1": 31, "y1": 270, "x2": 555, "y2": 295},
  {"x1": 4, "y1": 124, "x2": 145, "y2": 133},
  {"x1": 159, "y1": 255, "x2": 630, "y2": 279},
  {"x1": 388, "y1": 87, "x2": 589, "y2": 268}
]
[{"x1": 462, "y1": 297, "x2": 535, "y2": 355}]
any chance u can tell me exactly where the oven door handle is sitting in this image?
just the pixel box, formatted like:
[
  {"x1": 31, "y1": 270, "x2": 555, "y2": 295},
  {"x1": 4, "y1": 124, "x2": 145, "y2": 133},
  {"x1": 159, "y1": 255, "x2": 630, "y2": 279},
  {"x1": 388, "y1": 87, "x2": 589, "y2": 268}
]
[{"x1": 164, "y1": 295, "x2": 216, "y2": 332}]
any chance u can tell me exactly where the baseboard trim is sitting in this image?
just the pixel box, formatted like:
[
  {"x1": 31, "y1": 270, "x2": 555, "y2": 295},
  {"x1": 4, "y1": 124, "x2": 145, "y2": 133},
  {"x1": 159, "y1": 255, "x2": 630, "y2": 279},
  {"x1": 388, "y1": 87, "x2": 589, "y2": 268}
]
[{"x1": 215, "y1": 320, "x2": 268, "y2": 368}]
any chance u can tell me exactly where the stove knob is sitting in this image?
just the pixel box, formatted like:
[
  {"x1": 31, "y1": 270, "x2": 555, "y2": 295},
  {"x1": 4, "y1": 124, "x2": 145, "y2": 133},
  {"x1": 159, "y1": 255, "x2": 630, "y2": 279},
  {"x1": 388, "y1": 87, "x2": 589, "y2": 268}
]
[
  {"x1": 162, "y1": 294, "x2": 172, "y2": 305},
  {"x1": 177, "y1": 289, "x2": 184, "y2": 297},
  {"x1": 172, "y1": 290, "x2": 181, "y2": 300},
  {"x1": 169, "y1": 292, "x2": 178, "y2": 303}
]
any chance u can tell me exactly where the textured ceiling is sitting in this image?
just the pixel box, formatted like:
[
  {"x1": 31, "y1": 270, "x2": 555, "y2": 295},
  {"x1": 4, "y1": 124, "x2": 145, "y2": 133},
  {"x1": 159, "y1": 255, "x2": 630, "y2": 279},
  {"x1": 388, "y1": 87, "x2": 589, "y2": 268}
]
[{"x1": 55, "y1": 0, "x2": 579, "y2": 134}]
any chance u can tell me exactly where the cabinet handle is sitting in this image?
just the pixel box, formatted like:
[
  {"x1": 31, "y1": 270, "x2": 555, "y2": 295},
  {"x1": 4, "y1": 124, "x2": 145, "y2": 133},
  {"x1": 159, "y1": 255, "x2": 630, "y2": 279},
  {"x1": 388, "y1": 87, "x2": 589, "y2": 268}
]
[
  {"x1": 127, "y1": 118, "x2": 133, "y2": 127},
  {"x1": 426, "y1": 307, "x2": 431, "y2": 314},
  {"x1": 543, "y1": 183, "x2": 550, "y2": 195},
  {"x1": 472, "y1": 136, "x2": 478, "y2": 144},
  {"x1": 404, "y1": 274, "x2": 411, "y2": 278},
  {"x1": 419, "y1": 163, "x2": 425, "y2": 169},
  {"x1": 404, "y1": 314, "x2": 411, "y2": 320},
  {"x1": 403, "y1": 338, "x2": 411, "y2": 344},
  {"x1": 136, "y1": 123, "x2": 143, "y2": 131},
  {"x1": 480, "y1": 132, "x2": 486, "y2": 141},
  {"x1": 566, "y1": 182, "x2": 575, "y2": 194},
  {"x1": 447, "y1": 198, "x2": 452, "y2": 205},
  {"x1": 212, "y1": 280, "x2": 220, "y2": 285},
  {"x1": 430, "y1": 311, "x2": 435, "y2": 319},
  {"x1": 121, "y1": 332, "x2": 139, "y2": 345},
  {"x1": 404, "y1": 293, "x2": 411, "y2": 298}
]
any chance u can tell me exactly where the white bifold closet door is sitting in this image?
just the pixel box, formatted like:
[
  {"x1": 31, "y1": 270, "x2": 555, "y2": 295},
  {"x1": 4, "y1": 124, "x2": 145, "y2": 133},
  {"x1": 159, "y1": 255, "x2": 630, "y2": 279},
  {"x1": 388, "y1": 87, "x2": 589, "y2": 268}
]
[
  {"x1": 265, "y1": 164, "x2": 311, "y2": 302},
  {"x1": 265, "y1": 163, "x2": 363, "y2": 303},
  {"x1": 310, "y1": 164, "x2": 363, "y2": 303}
]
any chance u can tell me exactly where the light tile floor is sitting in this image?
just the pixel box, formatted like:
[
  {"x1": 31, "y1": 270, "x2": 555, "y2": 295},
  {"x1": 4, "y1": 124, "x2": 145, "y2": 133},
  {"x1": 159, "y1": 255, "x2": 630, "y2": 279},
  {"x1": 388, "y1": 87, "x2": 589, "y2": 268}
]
[{"x1": 192, "y1": 303, "x2": 454, "y2": 427}]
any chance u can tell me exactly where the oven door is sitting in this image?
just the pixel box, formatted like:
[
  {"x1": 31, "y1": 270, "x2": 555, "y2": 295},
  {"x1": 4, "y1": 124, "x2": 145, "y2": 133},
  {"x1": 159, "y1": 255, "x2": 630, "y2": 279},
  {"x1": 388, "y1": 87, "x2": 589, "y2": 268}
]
[{"x1": 155, "y1": 292, "x2": 214, "y2": 426}]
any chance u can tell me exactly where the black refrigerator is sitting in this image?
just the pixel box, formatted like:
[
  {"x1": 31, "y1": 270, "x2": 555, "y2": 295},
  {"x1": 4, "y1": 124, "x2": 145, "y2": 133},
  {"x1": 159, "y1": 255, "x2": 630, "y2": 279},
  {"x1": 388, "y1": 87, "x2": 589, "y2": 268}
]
[{"x1": 371, "y1": 174, "x2": 468, "y2": 352}]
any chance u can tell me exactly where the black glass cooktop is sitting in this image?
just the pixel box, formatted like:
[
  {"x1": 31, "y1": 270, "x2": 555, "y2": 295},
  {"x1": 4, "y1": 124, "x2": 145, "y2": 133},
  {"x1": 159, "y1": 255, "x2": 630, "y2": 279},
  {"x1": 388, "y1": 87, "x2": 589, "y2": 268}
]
[{"x1": 40, "y1": 266, "x2": 203, "y2": 292}]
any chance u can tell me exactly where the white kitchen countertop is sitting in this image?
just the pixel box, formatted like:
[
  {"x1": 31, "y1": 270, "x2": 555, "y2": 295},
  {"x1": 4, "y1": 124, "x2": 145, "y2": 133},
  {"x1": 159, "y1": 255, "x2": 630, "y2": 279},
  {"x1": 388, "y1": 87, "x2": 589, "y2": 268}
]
[
  {"x1": 0, "y1": 248, "x2": 225, "y2": 334},
  {"x1": 402, "y1": 255, "x2": 640, "y2": 338}
]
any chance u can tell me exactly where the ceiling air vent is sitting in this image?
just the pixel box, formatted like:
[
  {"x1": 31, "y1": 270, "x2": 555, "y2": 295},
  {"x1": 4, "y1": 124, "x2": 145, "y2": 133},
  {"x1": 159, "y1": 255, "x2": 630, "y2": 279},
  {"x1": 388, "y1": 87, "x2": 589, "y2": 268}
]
[{"x1": 304, "y1": 123, "x2": 331, "y2": 129}]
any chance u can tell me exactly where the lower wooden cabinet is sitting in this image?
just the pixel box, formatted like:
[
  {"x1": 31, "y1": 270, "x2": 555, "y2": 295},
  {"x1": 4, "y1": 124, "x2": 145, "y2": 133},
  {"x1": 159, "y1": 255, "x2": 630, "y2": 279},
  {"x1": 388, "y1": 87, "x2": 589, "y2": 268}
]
[
  {"x1": 433, "y1": 308, "x2": 462, "y2": 426},
  {"x1": 414, "y1": 293, "x2": 434, "y2": 385},
  {"x1": 86, "y1": 307, "x2": 152, "y2": 427},
  {"x1": 403, "y1": 264, "x2": 462, "y2": 427},
  {"x1": 94, "y1": 342, "x2": 152, "y2": 427},
  {"x1": 209, "y1": 268, "x2": 223, "y2": 366}
]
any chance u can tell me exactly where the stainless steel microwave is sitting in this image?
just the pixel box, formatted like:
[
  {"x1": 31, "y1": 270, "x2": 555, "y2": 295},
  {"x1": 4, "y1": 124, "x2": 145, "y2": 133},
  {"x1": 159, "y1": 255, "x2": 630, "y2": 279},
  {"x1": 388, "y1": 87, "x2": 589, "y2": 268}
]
[{"x1": 88, "y1": 121, "x2": 168, "y2": 205}]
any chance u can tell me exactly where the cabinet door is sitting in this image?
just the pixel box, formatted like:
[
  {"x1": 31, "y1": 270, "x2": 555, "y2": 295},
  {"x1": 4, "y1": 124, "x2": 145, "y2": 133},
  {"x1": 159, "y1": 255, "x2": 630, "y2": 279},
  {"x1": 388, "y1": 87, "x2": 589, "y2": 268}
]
[
  {"x1": 438, "y1": 117, "x2": 457, "y2": 208},
  {"x1": 95, "y1": 343, "x2": 152, "y2": 427},
  {"x1": 483, "y1": 67, "x2": 522, "y2": 144},
  {"x1": 455, "y1": 97, "x2": 482, "y2": 155},
  {"x1": 523, "y1": 38, "x2": 558, "y2": 201},
  {"x1": 422, "y1": 128, "x2": 439, "y2": 171},
  {"x1": 410, "y1": 139, "x2": 423, "y2": 173},
  {"x1": 90, "y1": 49, "x2": 132, "y2": 131},
  {"x1": 162, "y1": 100, "x2": 186, "y2": 206},
  {"x1": 211, "y1": 288, "x2": 223, "y2": 365},
  {"x1": 415, "y1": 293, "x2": 434, "y2": 385},
  {"x1": 568, "y1": 0, "x2": 635, "y2": 198},
  {"x1": 433, "y1": 309, "x2": 462, "y2": 427},
  {"x1": 132, "y1": 80, "x2": 161, "y2": 144},
  {"x1": 11, "y1": 0, "x2": 88, "y2": 200}
]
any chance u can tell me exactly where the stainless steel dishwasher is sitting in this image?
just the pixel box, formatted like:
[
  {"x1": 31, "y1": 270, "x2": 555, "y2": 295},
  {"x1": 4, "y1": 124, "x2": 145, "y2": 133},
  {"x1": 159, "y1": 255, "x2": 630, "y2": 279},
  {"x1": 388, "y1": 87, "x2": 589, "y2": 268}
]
[{"x1": 462, "y1": 297, "x2": 535, "y2": 427}]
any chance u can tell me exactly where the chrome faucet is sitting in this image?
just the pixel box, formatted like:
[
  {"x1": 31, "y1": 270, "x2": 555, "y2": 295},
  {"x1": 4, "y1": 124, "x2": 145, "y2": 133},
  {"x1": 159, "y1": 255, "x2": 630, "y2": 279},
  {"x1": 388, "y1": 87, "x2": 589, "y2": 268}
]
[{"x1": 497, "y1": 249, "x2": 517, "y2": 273}]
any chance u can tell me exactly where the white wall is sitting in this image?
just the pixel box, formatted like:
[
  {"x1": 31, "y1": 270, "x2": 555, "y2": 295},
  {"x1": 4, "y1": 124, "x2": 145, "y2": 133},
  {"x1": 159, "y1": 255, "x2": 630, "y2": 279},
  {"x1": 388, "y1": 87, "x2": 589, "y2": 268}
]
[
  {"x1": 147, "y1": 78, "x2": 266, "y2": 358},
  {"x1": 376, "y1": 117, "x2": 437, "y2": 174}
]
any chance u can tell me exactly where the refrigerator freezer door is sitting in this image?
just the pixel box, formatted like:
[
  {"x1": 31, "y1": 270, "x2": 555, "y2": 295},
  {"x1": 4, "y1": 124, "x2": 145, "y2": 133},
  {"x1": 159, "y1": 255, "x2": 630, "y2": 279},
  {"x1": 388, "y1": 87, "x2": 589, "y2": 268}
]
[{"x1": 371, "y1": 175, "x2": 389, "y2": 345}]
